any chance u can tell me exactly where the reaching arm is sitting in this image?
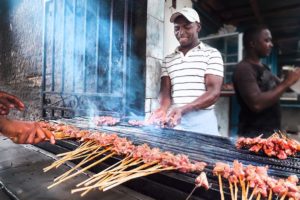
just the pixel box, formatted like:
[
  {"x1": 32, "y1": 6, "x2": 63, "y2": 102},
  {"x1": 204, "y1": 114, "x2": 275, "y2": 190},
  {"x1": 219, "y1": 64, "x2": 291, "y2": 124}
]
[
  {"x1": 235, "y1": 67, "x2": 300, "y2": 112},
  {"x1": 0, "y1": 116, "x2": 55, "y2": 144},
  {"x1": 158, "y1": 76, "x2": 172, "y2": 111}
]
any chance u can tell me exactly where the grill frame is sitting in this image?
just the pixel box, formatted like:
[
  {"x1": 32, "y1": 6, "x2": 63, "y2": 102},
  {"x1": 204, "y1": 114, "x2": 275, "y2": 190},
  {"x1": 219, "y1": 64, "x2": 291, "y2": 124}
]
[{"x1": 37, "y1": 118, "x2": 300, "y2": 200}]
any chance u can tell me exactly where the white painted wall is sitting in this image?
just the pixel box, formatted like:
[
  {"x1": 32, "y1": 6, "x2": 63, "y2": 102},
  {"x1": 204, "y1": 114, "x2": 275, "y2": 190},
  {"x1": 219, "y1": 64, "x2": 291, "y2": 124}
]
[{"x1": 163, "y1": 0, "x2": 192, "y2": 56}]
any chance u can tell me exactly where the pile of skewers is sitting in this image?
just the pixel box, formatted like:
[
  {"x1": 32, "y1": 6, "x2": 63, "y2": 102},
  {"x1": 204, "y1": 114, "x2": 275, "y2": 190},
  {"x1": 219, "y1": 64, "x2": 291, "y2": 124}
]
[
  {"x1": 236, "y1": 132, "x2": 300, "y2": 159},
  {"x1": 213, "y1": 160, "x2": 300, "y2": 200},
  {"x1": 42, "y1": 122, "x2": 208, "y2": 196}
]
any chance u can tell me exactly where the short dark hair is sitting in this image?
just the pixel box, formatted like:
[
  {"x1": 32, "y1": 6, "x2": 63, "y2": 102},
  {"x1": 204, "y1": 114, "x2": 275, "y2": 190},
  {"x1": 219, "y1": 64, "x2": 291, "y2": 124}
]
[{"x1": 243, "y1": 25, "x2": 269, "y2": 49}]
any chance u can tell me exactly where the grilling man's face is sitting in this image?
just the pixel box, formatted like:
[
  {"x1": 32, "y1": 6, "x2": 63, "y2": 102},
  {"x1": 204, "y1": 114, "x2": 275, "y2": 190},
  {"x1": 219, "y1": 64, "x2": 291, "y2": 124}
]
[{"x1": 174, "y1": 16, "x2": 200, "y2": 49}]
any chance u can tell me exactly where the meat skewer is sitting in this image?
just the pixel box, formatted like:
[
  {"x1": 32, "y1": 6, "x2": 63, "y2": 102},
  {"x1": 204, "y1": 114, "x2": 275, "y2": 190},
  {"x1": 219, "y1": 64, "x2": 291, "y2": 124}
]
[
  {"x1": 93, "y1": 116, "x2": 120, "y2": 126},
  {"x1": 185, "y1": 172, "x2": 209, "y2": 200},
  {"x1": 43, "y1": 123, "x2": 207, "y2": 196},
  {"x1": 42, "y1": 122, "x2": 300, "y2": 199},
  {"x1": 214, "y1": 160, "x2": 300, "y2": 200},
  {"x1": 236, "y1": 132, "x2": 300, "y2": 160},
  {"x1": 213, "y1": 162, "x2": 230, "y2": 200}
]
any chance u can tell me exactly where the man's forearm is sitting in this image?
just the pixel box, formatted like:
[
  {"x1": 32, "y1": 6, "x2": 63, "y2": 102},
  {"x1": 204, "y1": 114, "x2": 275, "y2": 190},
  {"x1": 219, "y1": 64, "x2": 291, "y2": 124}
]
[
  {"x1": 159, "y1": 96, "x2": 171, "y2": 111},
  {"x1": 250, "y1": 81, "x2": 290, "y2": 112},
  {"x1": 181, "y1": 91, "x2": 220, "y2": 114}
]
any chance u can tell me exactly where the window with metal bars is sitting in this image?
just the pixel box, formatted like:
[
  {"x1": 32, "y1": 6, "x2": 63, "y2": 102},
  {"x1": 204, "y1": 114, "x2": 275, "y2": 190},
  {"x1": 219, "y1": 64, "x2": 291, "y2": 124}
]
[{"x1": 42, "y1": 0, "x2": 146, "y2": 119}]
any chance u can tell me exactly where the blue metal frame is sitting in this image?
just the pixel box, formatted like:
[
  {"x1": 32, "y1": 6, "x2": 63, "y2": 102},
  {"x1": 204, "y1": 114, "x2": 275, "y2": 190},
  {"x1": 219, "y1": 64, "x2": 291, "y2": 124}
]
[{"x1": 41, "y1": 0, "x2": 141, "y2": 119}]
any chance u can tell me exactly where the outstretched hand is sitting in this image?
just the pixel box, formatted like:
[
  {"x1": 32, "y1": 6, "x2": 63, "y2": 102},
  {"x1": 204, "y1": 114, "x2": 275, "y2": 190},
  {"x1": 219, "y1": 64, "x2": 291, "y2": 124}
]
[
  {"x1": 0, "y1": 118, "x2": 55, "y2": 144},
  {"x1": 0, "y1": 91, "x2": 25, "y2": 115},
  {"x1": 146, "y1": 108, "x2": 167, "y2": 126},
  {"x1": 284, "y1": 67, "x2": 300, "y2": 86}
]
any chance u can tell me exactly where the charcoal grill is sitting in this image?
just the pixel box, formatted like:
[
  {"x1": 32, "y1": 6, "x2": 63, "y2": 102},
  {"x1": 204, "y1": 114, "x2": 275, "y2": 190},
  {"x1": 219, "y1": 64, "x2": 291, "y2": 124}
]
[{"x1": 36, "y1": 117, "x2": 300, "y2": 200}]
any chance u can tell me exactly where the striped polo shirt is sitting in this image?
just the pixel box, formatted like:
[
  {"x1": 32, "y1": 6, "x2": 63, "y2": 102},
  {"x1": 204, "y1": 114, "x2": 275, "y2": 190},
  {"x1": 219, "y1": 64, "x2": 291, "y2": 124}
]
[{"x1": 161, "y1": 42, "x2": 224, "y2": 109}]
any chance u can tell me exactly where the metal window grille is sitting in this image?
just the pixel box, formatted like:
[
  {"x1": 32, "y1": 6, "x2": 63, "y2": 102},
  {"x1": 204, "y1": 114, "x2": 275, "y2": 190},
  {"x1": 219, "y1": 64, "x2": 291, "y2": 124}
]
[{"x1": 42, "y1": 0, "x2": 145, "y2": 119}]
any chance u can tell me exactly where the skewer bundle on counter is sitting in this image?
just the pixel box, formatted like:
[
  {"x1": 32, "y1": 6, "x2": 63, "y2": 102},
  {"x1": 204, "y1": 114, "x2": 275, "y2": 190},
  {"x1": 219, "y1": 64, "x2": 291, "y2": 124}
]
[
  {"x1": 236, "y1": 132, "x2": 300, "y2": 159},
  {"x1": 213, "y1": 160, "x2": 300, "y2": 200},
  {"x1": 41, "y1": 121, "x2": 208, "y2": 197}
]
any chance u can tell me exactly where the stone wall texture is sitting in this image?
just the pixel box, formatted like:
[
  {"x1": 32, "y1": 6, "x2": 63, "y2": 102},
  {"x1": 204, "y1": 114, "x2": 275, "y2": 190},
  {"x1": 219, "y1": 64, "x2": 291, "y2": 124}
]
[{"x1": 0, "y1": 0, "x2": 44, "y2": 120}]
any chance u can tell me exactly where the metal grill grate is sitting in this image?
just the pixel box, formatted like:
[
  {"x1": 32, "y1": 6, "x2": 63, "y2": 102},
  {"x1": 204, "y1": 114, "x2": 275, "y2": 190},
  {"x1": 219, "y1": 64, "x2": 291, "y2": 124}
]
[{"x1": 38, "y1": 118, "x2": 300, "y2": 200}]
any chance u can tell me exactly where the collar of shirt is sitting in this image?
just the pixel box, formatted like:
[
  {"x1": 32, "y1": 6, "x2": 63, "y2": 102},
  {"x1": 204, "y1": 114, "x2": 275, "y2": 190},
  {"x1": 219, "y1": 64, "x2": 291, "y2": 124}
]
[{"x1": 174, "y1": 41, "x2": 206, "y2": 54}]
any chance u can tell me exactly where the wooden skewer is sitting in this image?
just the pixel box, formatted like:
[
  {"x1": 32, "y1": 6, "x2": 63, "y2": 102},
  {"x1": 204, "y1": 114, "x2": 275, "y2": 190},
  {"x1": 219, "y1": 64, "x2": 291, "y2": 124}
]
[
  {"x1": 105, "y1": 163, "x2": 168, "y2": 175},
  {"x1": 93, "y1": 160, "x2": 158, "y2": 188},
  {"x1": 185, "y1": 185, "x2": 198, "y2": 200},
  {"x1": 185, "y1": 178, "x2": 203, "y2": 200},
  {"x1": 245, "y1": 181, "x2": 249, "y2": 199},
  {"x1": 78, "y1": 158, "x2": 141, "y2": 197},
  {"x1": 102, "y1": 167, "x2": 173, "y2": 192},
  {"x1": 54, "y1": 146, "x2": 101, "y2": 169},
  {"x1": 100, "y1": 165, "x2": 173, "y2": 191},
  {"x1": 51, "y1": 145, "x2": 102, "y2": 172},
  {"x1": 54, "y1": 147, "x2": 109, "y2": 182},
  {"x1": 218, "y1": 174, "x2": 225, "y2": 200},
  {"x1": 43, "y1": 144, "x2": 99, "y2": 172},
  {"x1": 229, "y1": 181, "x2": 234, "y2": 200},
  {"x1": 72, "y1": 166, "x2": 173, "y2": 195},
  {"x1": 268, "y1": 189, "x2": 272, "y2": 200},
  {"x1": 81, "y1": 158, "x2": 143, "y2": 188},
  {"x1": 280, "y1": 192, "x2": 287, "y2": 200},
  {"x1": 45, "y1": 152, "x2": 96, "y2": 173},
  {"x1": 76, "y1": 156, "x2": 132, "y2": 187},
  {"x1": 234, "y1": 182, "x2": 238, "y2": 200},
  {"x1": 79, "y1": 173, "x2": 116, "y2": 197},
  {"x1": 239, "y1": 177, "x2": 246, "y2": 200},
  {"x1": 56, "y1": 143, "x2": 98, "y2": 157},
  {"x1": 248, "y1": 186, "x2": 257, "y2": 200},
  {"x1": 98, "y1": 161, "x2": 159, "y2": 187},
  {"x1": 48, "y1": 152, "x2": 115, "y2": 189},
  {"x1": 256, "y1": 193, "x2": 261, "y2": 200},
  {"x1": 79, "y1": 160, "x2": 137, "y2": 199}
]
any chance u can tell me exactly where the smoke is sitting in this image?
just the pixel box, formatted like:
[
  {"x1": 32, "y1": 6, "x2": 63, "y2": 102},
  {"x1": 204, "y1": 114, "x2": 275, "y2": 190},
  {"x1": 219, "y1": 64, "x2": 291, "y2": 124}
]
[{"x1": 42, "y1": 0, "x2": 146, "y2": 119}]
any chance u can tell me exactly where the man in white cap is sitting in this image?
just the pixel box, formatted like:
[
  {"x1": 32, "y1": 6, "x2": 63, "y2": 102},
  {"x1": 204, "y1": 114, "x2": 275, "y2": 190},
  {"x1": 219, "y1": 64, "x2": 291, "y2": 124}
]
[{"x1": 149, "y1": 7, "x2": 224, "y2": 136}]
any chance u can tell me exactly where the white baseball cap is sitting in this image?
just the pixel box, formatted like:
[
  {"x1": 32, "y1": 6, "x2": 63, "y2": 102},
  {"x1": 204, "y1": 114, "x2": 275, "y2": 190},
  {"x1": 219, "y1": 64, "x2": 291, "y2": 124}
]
[{"x1": 170, "y1": 7, "x2": 200, "y2": 23}]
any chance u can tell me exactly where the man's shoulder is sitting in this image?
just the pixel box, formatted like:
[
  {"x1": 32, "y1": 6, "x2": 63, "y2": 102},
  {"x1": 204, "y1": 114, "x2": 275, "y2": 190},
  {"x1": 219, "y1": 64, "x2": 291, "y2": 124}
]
[
  {"x1": 200, "y1": 42, "x2": 221, "y2": 53},
  {"x1": 164, "y1": 51, "x2": 179, "y2": 60},
  {"x1": 234, "y1": 61, "x2": 258, "y2": 78},
  {"x1": 236, "y1": 61, "x2": 254, "y2": 70}
]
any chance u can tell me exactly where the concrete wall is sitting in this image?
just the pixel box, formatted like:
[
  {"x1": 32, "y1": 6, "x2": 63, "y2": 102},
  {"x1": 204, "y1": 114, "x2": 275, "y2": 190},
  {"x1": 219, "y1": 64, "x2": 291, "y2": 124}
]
[
  {"x1": 0, "y1": 0, "x2": 43, "y2": 120},
  {"x1": 144, "y1": 0, "x2": 165, "y2": 115}
]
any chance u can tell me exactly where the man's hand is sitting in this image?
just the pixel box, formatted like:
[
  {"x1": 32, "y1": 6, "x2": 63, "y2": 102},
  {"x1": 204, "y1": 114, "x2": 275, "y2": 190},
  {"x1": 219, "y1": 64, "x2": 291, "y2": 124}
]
[
  {"x1": 0, "y1": 91, "x2": 25, "y2": 115},
  {"x1": 283, "y1": 67, "x2": 300, "y2": 86},
  {"x1": 167, "y1": 107, "x2": 184, "y2": 127},
  {"x1": 146, "y1": 108, "x2": 167, "y2": 126},
  {"x1": 0, "y1": 118, "x2": 55, "y2": 144}
]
